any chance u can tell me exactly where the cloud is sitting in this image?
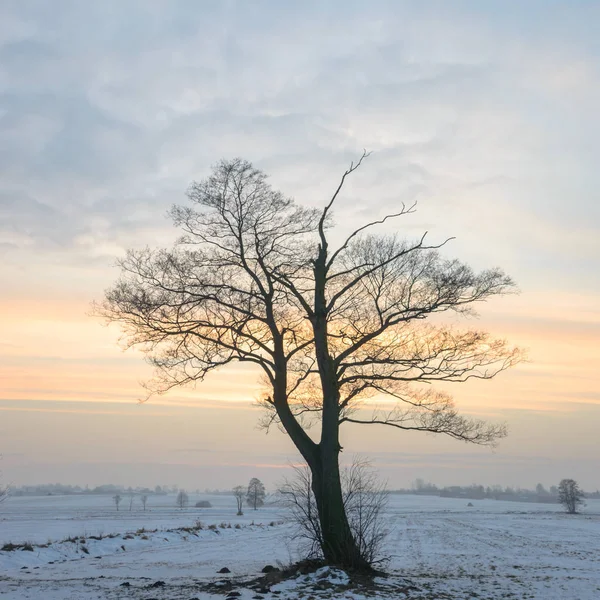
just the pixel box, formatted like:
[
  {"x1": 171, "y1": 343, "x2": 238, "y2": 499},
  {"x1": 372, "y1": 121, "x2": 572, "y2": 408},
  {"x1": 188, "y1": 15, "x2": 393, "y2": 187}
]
[{"x1": 1, "y1": 0, "x2": 598, "y2": 274}]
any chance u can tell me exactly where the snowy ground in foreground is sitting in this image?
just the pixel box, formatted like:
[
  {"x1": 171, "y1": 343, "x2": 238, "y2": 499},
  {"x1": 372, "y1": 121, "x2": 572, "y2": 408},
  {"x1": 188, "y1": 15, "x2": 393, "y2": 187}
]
[{"x1": 1, "y1": 494, "x2": 599, "y2": 599}]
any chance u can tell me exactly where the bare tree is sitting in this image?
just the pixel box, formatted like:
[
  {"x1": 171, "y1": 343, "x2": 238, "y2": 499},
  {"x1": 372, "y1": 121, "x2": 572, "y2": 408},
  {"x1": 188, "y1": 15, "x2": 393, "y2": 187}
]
[
  {"x1": 279, "y1": 458, "x2": 388, "y2": 566},
  {"x1": 128, "y1": 488, "x2": 135, "y2": 511},
  {"x1": 233, "y1": 485, "x2": 245, "y2": 515},
  {"x1": 246, "y1": 478, "x2": 266, "y2": 510},
  {"x1": 278, "y1": 465, "x2": 322, "y2": 558},
  {"x1": 0, "y1": 484, "x2": 7, "y2": 505},
  {"x1": 141, "y1": 494, "x2": 148, "y2": 511},
  {"x1": 113, "y1": 494, "x2": 122, "y2": 511},
  {"x1": 0, "y1": 458, "x2": 8, "y2": 505},
  {"x1": 176, "y1": 490, "x2": 189, "y2": 509},
  {"x1": 97, "y1": 155, "x2": 521, "y2": 570},
  {"x1": 558, "y1": 479, "x2": 584, "y2": 514}
]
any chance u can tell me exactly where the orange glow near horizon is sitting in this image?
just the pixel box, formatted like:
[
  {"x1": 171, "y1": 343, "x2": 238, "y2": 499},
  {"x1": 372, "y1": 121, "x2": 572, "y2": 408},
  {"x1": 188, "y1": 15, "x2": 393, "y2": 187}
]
[
  {"x1": 2, "y1": 291, "x2": 598, "y2": 415},
  {"x1": 1, "y1": 287, "x2": 598, "y2": 490}
]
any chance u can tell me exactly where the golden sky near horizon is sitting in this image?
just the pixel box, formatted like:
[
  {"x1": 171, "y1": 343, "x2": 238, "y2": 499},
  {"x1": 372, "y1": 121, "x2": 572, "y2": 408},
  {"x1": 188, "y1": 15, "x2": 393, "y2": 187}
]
[{"x1": 1, "y1": 1, "x2": 599, "y2": 490}]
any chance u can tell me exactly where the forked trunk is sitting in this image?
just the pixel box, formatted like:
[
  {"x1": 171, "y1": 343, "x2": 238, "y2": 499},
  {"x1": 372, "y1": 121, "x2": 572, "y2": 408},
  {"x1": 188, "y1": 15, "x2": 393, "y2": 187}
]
[
  {"x1": 304, "y1": 249, "x2": 371, "y2": 570},
  {"x1": 278, "y1": 390, "x2": 371, "y2": 570}
]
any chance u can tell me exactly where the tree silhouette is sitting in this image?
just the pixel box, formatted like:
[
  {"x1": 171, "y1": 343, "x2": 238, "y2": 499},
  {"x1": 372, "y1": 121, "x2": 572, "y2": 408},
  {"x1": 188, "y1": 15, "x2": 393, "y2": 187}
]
[
  {"x1": 233, "y1": 485, "x2": 245, "y2": 516},
  {"x1": 246, "y1": 478, "x2": 266, "y2": 510},
  {"x1": 97, "y1": 154, "x2": 521, "y2": 569},
  {"x1": 0, "y1": 458, "x2": 8, "y2": 505},
  {"x1": 176, "y1": 490, "x2": 189, "y2": 509},
  {"x1": 558, "y1": 479, "x2": 584, "y2": 514}
]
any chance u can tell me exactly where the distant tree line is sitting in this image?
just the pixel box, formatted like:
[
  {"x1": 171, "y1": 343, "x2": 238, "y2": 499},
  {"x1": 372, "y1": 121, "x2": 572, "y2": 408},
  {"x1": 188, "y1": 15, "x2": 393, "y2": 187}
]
[
  {"x1": 389, "y1": 479, "x2": 598, "y2": 504},
  {"x1": 9, "y1": 484, "x2": 176, "y2": 497}
]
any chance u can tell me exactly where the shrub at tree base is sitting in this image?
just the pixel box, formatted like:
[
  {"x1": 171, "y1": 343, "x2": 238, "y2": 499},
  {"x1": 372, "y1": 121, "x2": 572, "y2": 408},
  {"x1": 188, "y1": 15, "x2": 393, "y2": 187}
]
[{"x1": 279, "y1": 458, "x2": 389, "y2": 568}]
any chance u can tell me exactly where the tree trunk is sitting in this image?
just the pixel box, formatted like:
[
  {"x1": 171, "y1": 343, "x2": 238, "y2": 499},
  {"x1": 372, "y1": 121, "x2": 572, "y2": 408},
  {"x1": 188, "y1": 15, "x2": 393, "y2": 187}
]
[
  {"x1": 309, "y1": 446, "x2": 370, "y2": 571},
  {"x1": 276, "y1": 383, "x2": 369, "y2": 569},
  {"x1": 302, "y1": 246, "x2": 371, "y2": 571}
]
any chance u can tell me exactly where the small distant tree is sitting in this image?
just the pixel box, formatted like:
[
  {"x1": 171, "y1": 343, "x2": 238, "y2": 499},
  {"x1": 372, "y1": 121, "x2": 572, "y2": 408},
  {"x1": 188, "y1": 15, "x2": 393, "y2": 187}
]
[
  {"x1": 141, "y1": 494, "x2": 148, "y2": 511},
  {"x1": 246, "y1": 478, "x2": 266, "y2": 510},
  {"x1": 413, "y1": 478, "x2": 425, "y2": 492},
  {"x1": 128, "y1": 489, "x2": 135, "y2": 511},
  {"x1": 558, "y1": 479, "x2": 584, "y2": 514},
  {"x1": 535, "y1": 483, "x2": 548, "y2": 497},
  {"x1": 0, "y1": 458, "x2": 8, "y2": 504},
  {"x1": 176, "y1": 490, "x2": 189, "y2": 509},
  {"x1": 0, "y1": 480, "x2": 7, "y2": 505},
  {"x1": 233, "y1": 486, "x2": 245, "y2": 515},
  {"x1": 113, "y1": 494, "x2": 122, "y2": 511}
]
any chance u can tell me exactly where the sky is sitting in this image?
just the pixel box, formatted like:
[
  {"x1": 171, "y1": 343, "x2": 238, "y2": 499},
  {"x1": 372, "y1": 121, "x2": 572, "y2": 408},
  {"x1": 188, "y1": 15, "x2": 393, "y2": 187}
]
[{"x1": 1, "y1": 0, "x2": 599, "y2": 492}]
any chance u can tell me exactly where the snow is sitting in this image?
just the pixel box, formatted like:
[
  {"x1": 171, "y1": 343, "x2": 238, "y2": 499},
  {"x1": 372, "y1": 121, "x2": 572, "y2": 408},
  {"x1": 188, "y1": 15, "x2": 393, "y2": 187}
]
[
  {"x1": 1, "y1": 493, "x2": 599, "y2": 599},
  {"x1": 0, "y1": 493, "x2": 284, "y2": 545}
]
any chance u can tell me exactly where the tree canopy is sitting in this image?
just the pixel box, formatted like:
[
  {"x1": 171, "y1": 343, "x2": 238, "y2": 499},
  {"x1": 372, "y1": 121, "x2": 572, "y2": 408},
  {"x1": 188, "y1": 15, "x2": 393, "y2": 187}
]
[
  {"x1": 98, "y1": 154, "x2": 519, "y2": 449},
  {"x1": 558, "y1": 478, "x2": 584, "y2": 514},
  {"x1": 246, "y1": 477, "x2": 266, "y2": 510}
]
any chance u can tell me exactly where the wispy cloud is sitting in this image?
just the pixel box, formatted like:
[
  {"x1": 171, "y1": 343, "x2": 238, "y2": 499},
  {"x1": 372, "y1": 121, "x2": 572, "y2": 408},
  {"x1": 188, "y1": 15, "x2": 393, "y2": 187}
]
[{"x1": 1, "y1": 1, "x2": 598, "y2": 270}]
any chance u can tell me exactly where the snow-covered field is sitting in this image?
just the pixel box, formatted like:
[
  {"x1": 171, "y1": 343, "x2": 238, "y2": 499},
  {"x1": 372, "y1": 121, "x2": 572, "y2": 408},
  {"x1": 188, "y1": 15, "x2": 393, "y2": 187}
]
[
  {"x1": 1, "y1": 493, "x2": 599, "y2": 599},
  {"x1": 0, "y1": 493, "x2": 284, "y2": 546}
]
